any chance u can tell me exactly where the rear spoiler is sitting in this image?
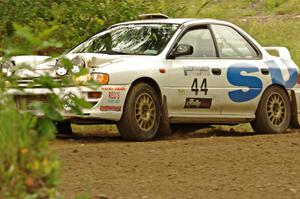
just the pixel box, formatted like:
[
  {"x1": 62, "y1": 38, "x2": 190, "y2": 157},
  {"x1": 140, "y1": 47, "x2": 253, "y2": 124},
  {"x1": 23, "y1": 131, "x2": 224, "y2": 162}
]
[
  {"x1": 264, "y1": 47, "x2": 291, "y2": 60},
  {"x1": 138, "y1": 13, "x2": 169, "y2": 20}
]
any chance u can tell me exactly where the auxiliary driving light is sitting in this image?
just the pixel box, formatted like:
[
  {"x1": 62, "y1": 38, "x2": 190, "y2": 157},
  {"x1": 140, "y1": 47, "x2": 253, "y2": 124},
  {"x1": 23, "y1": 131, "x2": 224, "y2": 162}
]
[{"x1": 1, "y1": 60, "x2": 14, "y2": 76}]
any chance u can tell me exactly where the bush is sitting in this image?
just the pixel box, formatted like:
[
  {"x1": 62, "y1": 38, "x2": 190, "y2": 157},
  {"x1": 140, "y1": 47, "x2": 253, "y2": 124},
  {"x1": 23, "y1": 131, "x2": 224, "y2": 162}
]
[
  {"x1": 0, "y1": 0, "x2": 189, "y2": 55},
  {"x1": 0, "y1": 97, "x2": 61, "y2": 199},
  {"x1": 0, "y1": 24, "x2": 92, "y2": 198}
]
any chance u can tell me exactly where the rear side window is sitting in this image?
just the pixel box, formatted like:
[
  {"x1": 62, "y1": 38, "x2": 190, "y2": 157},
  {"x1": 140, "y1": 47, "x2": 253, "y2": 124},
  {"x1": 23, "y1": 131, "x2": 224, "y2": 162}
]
[
  {"x1": 211, "y1": 25, "x2": 259, "y2": 59},
  {"x1": 178, "y1": 28, "x2": 217, "y2": 58}
]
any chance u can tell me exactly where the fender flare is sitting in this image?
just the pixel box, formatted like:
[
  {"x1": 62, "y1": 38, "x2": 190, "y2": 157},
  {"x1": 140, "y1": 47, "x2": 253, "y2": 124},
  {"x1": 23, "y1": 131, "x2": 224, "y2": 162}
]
[
  {"x1": 157, "y1": 95, "x2": 172, "y2": 136},
  {"x1": 290, "y1": 90, "x2": 300, "y2": 128}
]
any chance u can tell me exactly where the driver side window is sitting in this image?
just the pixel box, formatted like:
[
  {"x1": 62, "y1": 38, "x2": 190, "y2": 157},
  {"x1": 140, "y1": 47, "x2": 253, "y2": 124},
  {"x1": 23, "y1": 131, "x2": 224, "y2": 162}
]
[{"x1": 177, "y1": 28, "x2": 217, "y2": 58}]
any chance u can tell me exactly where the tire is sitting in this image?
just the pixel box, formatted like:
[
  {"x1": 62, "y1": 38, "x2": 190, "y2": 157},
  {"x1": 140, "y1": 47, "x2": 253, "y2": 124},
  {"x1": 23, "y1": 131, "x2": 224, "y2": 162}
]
[
  {"x1": 117, "y1": 83, "x2": 161, "y2": 141},
  {"x1": 56, "y1": 121, "x2": 74, "y2": 135},
  {"x1": 251, "y1": 86, "x2": 291, "y2": 134}
]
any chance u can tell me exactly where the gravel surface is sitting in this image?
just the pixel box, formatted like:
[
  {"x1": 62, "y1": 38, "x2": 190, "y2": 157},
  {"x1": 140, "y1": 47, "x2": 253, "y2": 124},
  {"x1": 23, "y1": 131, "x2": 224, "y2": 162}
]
[{"x1": 51, "y1": 125, "x2": 300, "y2": 199}]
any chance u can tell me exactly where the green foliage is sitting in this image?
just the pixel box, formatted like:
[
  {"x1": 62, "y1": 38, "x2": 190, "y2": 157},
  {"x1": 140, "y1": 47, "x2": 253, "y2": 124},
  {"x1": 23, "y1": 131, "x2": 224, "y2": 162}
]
[
  {"x1": 0, "y1": 0, "x2": 189, "y2": 53},
  {"x1": 0, "y1": 0, "x2": 145, "y2": 54},
  {"x1": 0, "y1": 22, "x2": 94, "y2": 198},
  {"x1": 0, "y1": 23, "x2": 63, "y2": 58},
  {"x1": 0, "y1": 99, "x2": 61, "y2": 199},
  {"x1": 1, "y1": 0, "x2": 299, "y2": 57},
  {"x1": 0, "y1": 26, "x2": 62, "y2": 198}
]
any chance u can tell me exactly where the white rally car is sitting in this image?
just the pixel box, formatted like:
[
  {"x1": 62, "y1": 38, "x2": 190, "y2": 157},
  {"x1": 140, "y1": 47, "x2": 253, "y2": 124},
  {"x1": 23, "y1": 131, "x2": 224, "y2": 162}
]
[{"x1": 6, "y1": 15, "x2": 300, "y2": 141}]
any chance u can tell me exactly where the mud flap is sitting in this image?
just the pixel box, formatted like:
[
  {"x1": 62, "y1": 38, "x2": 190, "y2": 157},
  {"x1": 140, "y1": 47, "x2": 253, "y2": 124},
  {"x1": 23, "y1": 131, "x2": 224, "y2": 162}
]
[
  {"x1": 56, "y1": 121, "x2": 74, "y2": 135},
  {"x1": 157, "y1": 95, "x2": 173, "y2": 136},
  {"x1": 290, "y1": 90, "x2": 300, "y2": 128}
]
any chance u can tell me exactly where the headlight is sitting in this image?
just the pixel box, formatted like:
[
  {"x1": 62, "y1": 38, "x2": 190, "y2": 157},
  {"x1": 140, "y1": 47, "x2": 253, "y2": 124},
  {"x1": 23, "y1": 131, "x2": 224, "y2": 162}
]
[
  {"x1": 71, "y1": 56, "x2": 85, "y2": 73},
  {"x1": 55, "y1": 59, "x2": 68, "y2": 76},
  {"x1": 1, "y1": 60, "x2": 15, "y2": 76},
  {"x1": 55, "y1": 56, "x2": 86, "y2": 76}
]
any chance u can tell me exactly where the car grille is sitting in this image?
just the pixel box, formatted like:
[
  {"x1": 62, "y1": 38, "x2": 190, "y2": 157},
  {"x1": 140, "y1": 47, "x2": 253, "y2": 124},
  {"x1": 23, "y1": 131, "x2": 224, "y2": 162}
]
[
  {"x1": 17, "y1": 77, "x2": 62, "y2": 88},
  {"x1": 15, "y1": 95, "x2": 48, "y2": 110}
]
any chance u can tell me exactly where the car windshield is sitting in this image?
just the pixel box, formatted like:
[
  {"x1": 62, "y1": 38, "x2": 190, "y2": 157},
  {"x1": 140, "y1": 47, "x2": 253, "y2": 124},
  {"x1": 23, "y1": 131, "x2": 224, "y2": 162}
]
[{"x1": 70, "y1": 24, "x2": 179, "y2": 55}]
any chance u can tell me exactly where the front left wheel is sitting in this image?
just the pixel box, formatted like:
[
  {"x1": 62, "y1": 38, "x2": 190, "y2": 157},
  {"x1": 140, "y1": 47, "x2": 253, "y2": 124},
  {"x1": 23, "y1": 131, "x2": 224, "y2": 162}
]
[{"x1": 117, "y1": 83, "x2": 160, "y2": 141}]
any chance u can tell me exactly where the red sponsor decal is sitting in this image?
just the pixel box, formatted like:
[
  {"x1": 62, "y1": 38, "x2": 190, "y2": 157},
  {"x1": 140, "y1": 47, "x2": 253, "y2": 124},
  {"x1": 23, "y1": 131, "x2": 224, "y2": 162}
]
[
  {"x1": 108, "y1": 92, "x2": 120, "y2": 99},
  {"x1": 101, "y1": 87, "x2": 114, "y2": 91},
  {"x1": 100, "y1": 105, "x2": 121, "y2": 111},
  {"x1": 101, "y1": 86, "x2": 126, "y2": 91},
  {"x1": 114, "y1": 87, "x2": 125, "y2": 91}
]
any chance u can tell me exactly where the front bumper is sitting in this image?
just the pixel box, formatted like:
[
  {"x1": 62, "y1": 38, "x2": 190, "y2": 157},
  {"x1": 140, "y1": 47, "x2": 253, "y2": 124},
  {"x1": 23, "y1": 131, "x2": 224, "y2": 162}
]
[{"x1": 8, "y1": 84, "x2": 130, "y2": 123}]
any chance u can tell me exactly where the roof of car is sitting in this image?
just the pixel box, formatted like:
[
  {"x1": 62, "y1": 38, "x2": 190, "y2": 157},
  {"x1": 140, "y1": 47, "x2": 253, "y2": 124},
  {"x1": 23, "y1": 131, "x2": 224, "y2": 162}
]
[{"x1": 114, "y1": 18, "x2": 231, "y2": 26}]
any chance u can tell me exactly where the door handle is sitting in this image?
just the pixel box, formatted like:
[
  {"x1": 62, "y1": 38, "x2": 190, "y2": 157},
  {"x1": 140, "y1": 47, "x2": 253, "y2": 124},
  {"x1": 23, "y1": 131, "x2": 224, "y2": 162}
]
[
  {"x1": 261, "y1": 68, "x2": 269, "y2": 75},
  {"x1": 212, "y1": 68, "x2": 222, "y2": 75}
]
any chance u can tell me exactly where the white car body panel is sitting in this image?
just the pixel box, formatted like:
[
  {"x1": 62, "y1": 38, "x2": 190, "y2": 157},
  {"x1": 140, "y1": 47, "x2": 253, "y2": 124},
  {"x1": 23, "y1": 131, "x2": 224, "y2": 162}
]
[{"x1": 8, "y1": 55, "x2": 50, "y2": 66}]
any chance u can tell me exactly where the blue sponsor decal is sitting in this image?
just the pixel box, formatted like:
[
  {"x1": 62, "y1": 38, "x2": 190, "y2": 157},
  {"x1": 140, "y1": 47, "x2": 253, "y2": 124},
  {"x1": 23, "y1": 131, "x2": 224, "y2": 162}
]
[
  {"x1": 227, "y1": 63, "x2": 263, "y2": 102},
  {"x1": 227, "y1": 60, "x2": 298, "y2": 102},
  {"x1": 265, "y1": 59, "x2": 297, "y2": 89}
]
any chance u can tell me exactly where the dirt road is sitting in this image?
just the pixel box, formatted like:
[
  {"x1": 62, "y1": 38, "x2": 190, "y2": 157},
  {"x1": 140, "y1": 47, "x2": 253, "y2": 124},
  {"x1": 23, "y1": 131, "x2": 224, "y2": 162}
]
[{"x1": 51, "y1": 125, "x2": 300, "y2": 199}]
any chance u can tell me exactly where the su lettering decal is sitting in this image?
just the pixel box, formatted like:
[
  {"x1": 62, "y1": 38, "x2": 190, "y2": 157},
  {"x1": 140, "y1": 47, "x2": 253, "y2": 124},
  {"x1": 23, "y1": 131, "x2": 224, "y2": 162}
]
[{"x1": 227, "y1": 61, "x2": 297, "y2": 102}]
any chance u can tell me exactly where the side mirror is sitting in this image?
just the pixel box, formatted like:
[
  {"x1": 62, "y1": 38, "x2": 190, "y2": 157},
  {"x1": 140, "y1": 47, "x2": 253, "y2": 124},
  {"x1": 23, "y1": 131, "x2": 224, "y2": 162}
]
[{"x1": 171, "y1": 44, "x2": 193, "y2": 58}]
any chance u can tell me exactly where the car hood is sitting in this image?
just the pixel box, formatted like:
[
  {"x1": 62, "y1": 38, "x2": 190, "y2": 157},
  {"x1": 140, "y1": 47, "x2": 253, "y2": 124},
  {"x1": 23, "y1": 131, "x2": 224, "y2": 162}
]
[
  {"x1": 64, "y1": 53, "x2": 124, "y2": 67},
  {"x1": 13, "y1": 57, "x2": 56, "y2": 78},
  {"x1": 14, "y1": 53, "x2": 158, "y2": 78},
  {"x1": 11, "y1": 55, "x2": 51, "y2": 66}
]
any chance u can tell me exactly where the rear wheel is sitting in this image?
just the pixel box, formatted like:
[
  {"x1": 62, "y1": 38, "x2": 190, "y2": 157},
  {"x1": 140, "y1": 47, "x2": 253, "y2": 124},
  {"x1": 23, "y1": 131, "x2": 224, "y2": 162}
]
[
  {"x1": 117, "y1": 83, "x2": 160, "y2": 141},
  {"x1": 251, "y1": 86, "x2": 291, "y2": 134}
]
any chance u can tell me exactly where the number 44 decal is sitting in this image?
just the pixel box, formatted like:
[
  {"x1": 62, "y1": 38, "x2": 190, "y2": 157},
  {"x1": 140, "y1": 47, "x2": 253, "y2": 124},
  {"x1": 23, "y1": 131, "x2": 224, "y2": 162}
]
[{"x1": 191, "y1": 78, "x2": 208, "y2": 95}]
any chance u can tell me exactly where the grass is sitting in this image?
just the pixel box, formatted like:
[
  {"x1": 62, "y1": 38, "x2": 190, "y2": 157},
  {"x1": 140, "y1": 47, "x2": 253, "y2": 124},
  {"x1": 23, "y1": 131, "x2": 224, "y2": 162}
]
[
  {"x1": 233, "y1": 17, "x2": 300, "y2": 66},
  {"x1": 170, "y1": 0, "x2": 300, "y2": 18}
]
